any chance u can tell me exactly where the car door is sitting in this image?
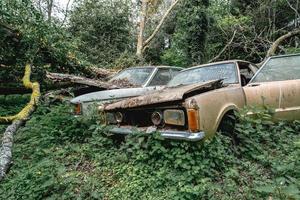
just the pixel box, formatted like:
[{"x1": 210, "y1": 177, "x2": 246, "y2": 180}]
[{"x1": 243, "y1": 55, "x2": 300, "y2": 120}]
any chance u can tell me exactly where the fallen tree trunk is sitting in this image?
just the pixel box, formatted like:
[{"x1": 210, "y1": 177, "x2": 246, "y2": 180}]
[
  {"x1": 0, "y1": 120, "x2": 23, "y2": 180},
  {"x1": 0, "y1": 64, "x2": 40, "y2": 181},
  {"x1": 266, "y1": 28, "x2": 300, "y2": 58},
  {"x1": 87, "y1": 66, "x2": 116, "y2": 80},
  {"x1": 46, "y1": 71, "x2": 119, "y2": 89}
]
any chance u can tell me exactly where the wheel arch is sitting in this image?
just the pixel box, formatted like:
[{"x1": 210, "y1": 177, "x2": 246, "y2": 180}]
[{"x1": 214, "y1": 104, "x2": 239, "y2": 133}]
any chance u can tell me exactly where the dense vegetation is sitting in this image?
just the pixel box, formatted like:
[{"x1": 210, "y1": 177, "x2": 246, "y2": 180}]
[{"x1": 0, "y1": 97, "x2": 299, "y2": 199}]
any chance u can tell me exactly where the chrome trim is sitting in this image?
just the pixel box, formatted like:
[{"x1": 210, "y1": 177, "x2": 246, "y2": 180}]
[{"x1": 109, "y1": 127, "x2": 205, "y2": 142}]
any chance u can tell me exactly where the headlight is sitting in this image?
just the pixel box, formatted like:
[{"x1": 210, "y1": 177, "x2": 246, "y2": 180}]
[
  {"x1": 98, "y1": 104, "x2": 105, "y2": 112},
  {"x1": 115, "y1": 112, "x2": 123, "y2": 123},
  {"x1": 151, "y1": 111, "x2": 163, "y2": 126},
  {"x1": 163, "y1": 109, "x2": 185, "y2": 126}
]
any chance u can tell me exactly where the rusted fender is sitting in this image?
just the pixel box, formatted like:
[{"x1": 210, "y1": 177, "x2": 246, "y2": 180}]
[{"x1": 104, "y1": 80, "x2": 223, "y2": 111}]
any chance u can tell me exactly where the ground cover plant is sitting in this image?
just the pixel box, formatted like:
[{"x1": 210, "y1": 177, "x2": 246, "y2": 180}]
[{"x1": 0, "y1": 95, "x2": 299, "y2": 199}]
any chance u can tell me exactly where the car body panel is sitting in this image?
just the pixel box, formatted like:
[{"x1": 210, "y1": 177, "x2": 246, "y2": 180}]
[{"x1": 188, "y1": 85, "x2": 245, "y2": 138}]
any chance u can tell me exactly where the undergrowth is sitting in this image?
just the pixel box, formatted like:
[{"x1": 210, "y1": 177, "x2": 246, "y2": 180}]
[{"x1": 0, "y1": 96, "x2": 299, "y2": 199}]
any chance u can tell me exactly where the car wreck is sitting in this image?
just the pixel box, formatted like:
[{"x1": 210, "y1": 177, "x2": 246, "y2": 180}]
[
  {"x1": 103, "y1": 54, "x2": 300, "y2": 141},
  {"x1": 71, "y1": 66, "x2": 182, "y2": 115}
]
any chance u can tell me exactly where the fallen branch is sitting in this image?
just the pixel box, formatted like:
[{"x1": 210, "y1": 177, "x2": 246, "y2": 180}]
[
  {"x1": 266, "y1": 28, "x2": 300, "y2": 58},
  {"x1": 87, "y1": 66, "x2": 116, "y2": 80},
  {"x1": 0, "y1": 64, "x2": 40, "y2": 181},
  {"x1": 46, "y1": 71, "x2": 119, "y2": 89}
]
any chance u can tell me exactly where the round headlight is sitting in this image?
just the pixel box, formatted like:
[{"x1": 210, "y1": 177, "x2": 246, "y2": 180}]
[
  {"x1": 151, "y1": 111, "x2": 163, "y2": 126},
  {"x1": 115, "y1": 112, "x2": 123, "y2": 123},
  {"x1": 98, "y1": 104, "x2": 105, "y2": 112}
]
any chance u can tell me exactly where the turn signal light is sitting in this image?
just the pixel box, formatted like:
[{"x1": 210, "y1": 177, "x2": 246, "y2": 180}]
[
  {"x1": 187, "y1": 109, "x2": 200, "y2": 132},
  {"x1": 74, "y1": 103, "x2": 82, "y2": 115}
]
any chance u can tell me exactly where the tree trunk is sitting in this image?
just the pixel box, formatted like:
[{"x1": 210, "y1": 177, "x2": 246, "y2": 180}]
[
  {"x1": 0, "y1": 64, "x2": 40, "y2": 180},
  {"x1": 0, "y1": 120, "x2": 23, "y2": 180},
  {"x1": 266, "y1": 28, "x2": 300, "y2": 58},
  {"x1": 136, "y1": 0, "x2": 181, "y2": 57},
  {"x1": 46, "y1": 72, "x2": 120, "y2": 89},
  {"x1": 142, "y1": 0, "x2": 181, "y2": 52},
  {"x1": 47, "y1": 0, "x2": 53, "y2": 22},
  {"x1": 136, "y1": 0, "x2": 148, "y2": 58}
]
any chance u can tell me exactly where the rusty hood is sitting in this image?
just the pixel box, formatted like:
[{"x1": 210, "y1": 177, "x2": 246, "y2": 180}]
[{"x1": 104, "y1": 80, "x2": 223, "y2": 111}]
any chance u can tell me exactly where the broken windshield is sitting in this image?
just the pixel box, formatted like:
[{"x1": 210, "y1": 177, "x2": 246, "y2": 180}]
[
  {"x1": 167, "y1": 63, "x2": 238, "y2": 87},
  {"x1": 110, "y1": 67, "x2": 154, "y2": 86}
]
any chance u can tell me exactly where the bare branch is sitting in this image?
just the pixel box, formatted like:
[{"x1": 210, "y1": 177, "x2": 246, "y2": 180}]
[
  {"x1": 142, "y1": 0, "x2": 181, "y2": 52},
  {"x1": 208, "y1": 30, "x2": 237, "y2": 63}
]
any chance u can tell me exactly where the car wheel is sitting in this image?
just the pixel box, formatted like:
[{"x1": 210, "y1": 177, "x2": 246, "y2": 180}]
[{"x1": 218, "y1": 112, "x2": 239, "y2": 145}]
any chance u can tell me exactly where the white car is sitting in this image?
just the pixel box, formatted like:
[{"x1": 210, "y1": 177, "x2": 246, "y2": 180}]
[{"x1": 71, "y1": 66, "x2": 183, "y2": 115}]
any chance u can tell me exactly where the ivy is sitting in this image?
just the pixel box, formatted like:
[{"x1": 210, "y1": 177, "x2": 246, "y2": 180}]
[{"x1": 0, "y1": 98, "x2": 299, "y2": 199}]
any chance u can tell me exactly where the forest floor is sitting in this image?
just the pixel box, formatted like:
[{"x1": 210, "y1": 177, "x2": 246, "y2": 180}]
[{"x1": 0, "y1": 95, "x2": 299, "y2": 200}]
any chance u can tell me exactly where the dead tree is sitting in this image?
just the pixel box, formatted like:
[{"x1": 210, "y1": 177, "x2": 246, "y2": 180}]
[
  {"x1": 0, "y1": 64, "x2": 40, "y2": 181},
  {"x1": 46, "y1": 71, "x2": 119, "y2": 89}
]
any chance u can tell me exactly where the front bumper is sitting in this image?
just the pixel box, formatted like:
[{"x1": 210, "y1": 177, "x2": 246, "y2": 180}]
[{"x1": 109, "y1": 127, "x2": 205, "y2": 142}]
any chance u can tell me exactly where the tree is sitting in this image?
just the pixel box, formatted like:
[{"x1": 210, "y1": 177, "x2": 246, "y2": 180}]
[
  {"x1": 136, "y1": 0, "x2": 181, "y2": 58},
  {"x1": 161, "y1": 0, "x2": 209, "y2": 66},
  {"x1": 69, "y1": 0, "x2": 133, "y2": 67}
]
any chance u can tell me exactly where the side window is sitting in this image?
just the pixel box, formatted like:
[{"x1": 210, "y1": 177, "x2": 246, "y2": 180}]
[
  {"x1": 252, "y1": 55, "x2": 300, "y2": 83},
  {"x1": 238, "y1": 62, "x2": 256, "y2": 86},
  {"x1": 148, "y1": 69, "x2": 172, "y2": 86}
]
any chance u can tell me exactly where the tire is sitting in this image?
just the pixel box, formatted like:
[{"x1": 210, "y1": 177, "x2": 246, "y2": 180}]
[{"x1": 218, "y1": 112, "x2": 239, "y2": 145}]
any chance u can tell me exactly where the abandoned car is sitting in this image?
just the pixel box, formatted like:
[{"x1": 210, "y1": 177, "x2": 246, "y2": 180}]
[
  {"x1": 71, "y1": 66, "x2": 182, "y2": 115},
  {"x1": 103, "y1": 54, "x2": 300, "y2": 141}
]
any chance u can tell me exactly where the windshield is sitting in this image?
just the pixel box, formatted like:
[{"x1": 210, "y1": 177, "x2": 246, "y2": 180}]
[
  {"x1": 109, "y1": 68, "x2": 154, "y2": 86},
  {"x1": 167, "y1": 63, "x2": 238, "y2": 87},
  {"x1": 251, "y1": 55, "x2": 300, "y2": 83}
]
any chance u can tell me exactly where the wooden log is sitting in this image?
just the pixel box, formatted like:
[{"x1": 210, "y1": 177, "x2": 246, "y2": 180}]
[
  {"x1": 46, "y1": 71, "x2": 119, "y2": 89},
  {"x1": 0, "y1": 120, "x2": 23, "y2": 180}
]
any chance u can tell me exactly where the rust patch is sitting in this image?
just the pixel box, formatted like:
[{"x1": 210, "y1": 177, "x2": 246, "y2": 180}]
[{"x1": 104, "y1": 80, "x2": 223, "y2": 111}]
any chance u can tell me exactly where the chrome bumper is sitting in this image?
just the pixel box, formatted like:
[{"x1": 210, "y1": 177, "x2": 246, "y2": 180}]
[{"x1": 109, "y1": 127, "x2": 205, "y2": 142}]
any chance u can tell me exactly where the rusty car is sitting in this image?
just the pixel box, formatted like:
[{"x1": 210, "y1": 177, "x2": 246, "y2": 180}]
[
  {"x1": 102, "y1": 54, "x2": 300, "y2": 141},
  {"x1": 71, "y1": 66, "x2": 182, "y2": 115}
]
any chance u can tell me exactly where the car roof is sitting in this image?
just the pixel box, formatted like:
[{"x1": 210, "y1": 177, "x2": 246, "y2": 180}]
[
  {"x1": 269, "y1": 53, "x2": 300, "y2": 59},
  {"x1": 128, "y1": 66, "x2": 184, "y2": 70},
  {"x1": 180, "y1": 60, "x2": 254, "y2": 72}
]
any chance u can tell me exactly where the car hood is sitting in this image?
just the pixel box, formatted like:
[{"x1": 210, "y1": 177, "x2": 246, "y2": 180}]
[
  {"x1": 71, "y1": 86, "x2": 164, "y2": 104},
  {"x1": 104, "y1": 80, "x2": 223, "y2": 111}
]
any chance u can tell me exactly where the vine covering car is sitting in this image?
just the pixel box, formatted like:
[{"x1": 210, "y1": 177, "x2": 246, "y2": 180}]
[
  {"x1": 71, "y1": 66, "x2": 182, "y2": 115},
  {"x1": 102, "y1": 54, "x2": 300, "y2": 141}
]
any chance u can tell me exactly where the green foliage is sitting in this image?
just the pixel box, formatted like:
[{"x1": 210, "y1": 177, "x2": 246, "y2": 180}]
[
  {"x1": 0, "y1": 98, "x2": 299, "y2": 199},
  {"x1": 161, "y1": 0, "x2": 209, "y2": 67},
  {"x1": 0, "y1": 0, "x2": 91, "y2": 88},
  {"x1": 69, "y1": 0, "x2": 133, "y2": 67}
]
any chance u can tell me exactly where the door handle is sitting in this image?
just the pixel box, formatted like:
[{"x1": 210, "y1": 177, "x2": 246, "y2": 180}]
[{"x1": 248, "y1": 83, "x2": 260, "y2": 87}]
